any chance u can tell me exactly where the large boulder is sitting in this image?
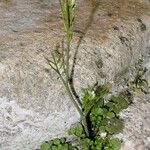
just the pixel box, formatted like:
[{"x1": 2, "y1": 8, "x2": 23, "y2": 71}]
[{"x1": 0, "y1": 0, "x2": 150, "y2": 149}]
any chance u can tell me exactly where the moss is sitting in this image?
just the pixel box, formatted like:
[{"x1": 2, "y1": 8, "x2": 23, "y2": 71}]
[
  {"x1": 137, "y1": 18, "x2": 147, "y2": 31},
  {"x1": 96, "y1": 59, "x2": 103, "y2": 69},
  {"x1": 119, "y1": 36, "x2": 129, "y2": 45}
]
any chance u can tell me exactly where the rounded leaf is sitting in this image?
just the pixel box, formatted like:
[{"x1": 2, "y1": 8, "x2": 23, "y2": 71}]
[{"x1": 40, "y1": 142, "x2": 51, "y2": 150}]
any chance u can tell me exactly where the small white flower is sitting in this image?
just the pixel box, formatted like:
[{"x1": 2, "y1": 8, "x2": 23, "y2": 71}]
[
  {"x1": 100, "y1": 132, "x2": 107, "y2": 138},
  {"x1": 91, "y1": 91, "x2": 95, "y2": 98}
]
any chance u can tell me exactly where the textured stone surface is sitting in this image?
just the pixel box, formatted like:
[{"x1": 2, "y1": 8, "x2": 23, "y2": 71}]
[
  {"x1": 0, "y1": 0, "x2": 150, "y2": 149},
  {"x1": 118, "y1": 93, "x2": 150, "y2": 150}
]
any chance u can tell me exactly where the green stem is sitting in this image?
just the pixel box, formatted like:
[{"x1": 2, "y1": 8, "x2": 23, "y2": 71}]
[
  {"x1": 82, "y1": 116, "x2": 90, "y2": 137},
  {"x1": 66, "y1": 0, "x2": 71, "y2": 84},
  {"x1": 56, "y1": 66, "x2": 89, "y2": 137},
  {"x1": 58, "y1": 0, "x2": 90, "y2": 137},
  {"x1": 54, "y1": 57, "x2": 82, "y2": 116},
  {"x1": 66, "y1": 34, "x2": 70, "y2": 83}
]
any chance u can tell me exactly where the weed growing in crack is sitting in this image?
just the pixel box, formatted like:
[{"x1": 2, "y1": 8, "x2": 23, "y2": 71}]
[
  {"x1": 41, "y1": 1, "x2": 149, "y2": 150},
  {"x1": 40, "y1": 83, "x2": 133, "y2": 150},
  {"x1": 127, "y1": 59, "x2": 149, "y2": 94}
]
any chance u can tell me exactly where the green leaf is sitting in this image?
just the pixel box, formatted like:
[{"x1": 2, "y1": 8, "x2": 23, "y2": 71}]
[
  {"x1": 95, "y1": 84, "x2": 110, "y2": 97},
  {"x1": 82, "y1": 138, "x2": 94, "y2": 149},
  {"x1": 95, "y1": 97, "x2": 104, "y2": 107},
  {"x1": 106, "y1": 102, "x2": 114, "y2": 108},
  {"x1": 127, "y1": 81, "x2": 136, "y2": 88},
  {"x1": 138, "y1": 68, "x2": 146, "y2": 77},
  {"x1": 68, "y1": 127, "x2": 75, "y2": 135},
  {"x1": 111, "y1": 96, "x2": 128, "y2": 110},
  {"x1": 101, "y1": 118, "x2": 109, "y2": 126},
  {"x1": 107, "y1": 112, "x2": 115, "y2": 118},
  {"x1": 119, "y1": 90, "x2": 133, "y2": 104},
  {"x1": 70, "y1": 147, "x2": 78, "y2": 150},
  {"x1": 90, "y1": 107, "x2": 104, "y2": 125},
  {"x1": 112, "y1": 105, "x2": 122, "y2": 114},
  {"x1": 99, "y1": 126, "x2": 106, "y2": 132},
  {"x1": 95, "y1": 142, "x2": 102, "y2": 150},
  {"x1": 105, "y1": 118, "x2": 124, "y2": 134},
  {"x1": 139, "y1": 79, "x2": 148, "y2": 88},
  {"x1": 117, "y1": 97, "x2": 128, "y2": 109},
  {"x1": 106, "y1": 102, "x2": 121, "y2": 114},
  {"x1": 105, "y1": 147, "x2": 112, "y2": 150},
  {"x1": 51, "y1": 145, "x2": 58, "y2": 150},
  {"x1": 60, "y1": 137, "x2": 66, "y2": 144},
  {"x1": 68, "y1": 123, "x2": 85, "y2": 138},
  {"x1": 53, "y1": 138, "x2": 61, "y2": 145},
  {"x1": 94, "y1": 108, "x2": 103, "y2": 116},
  {"x1": 82, "y1": 89, "x2": 95, "y2": 113},
  {"x1": 40, "y1": 142, "x2": 51, "y2": 150},
  {"x1": 57, "y1": 144, "x2": 64, "y2": 150},
  {"x1": 95, "y1": 137, "x2": 103, "y2": 149},
  {"x1": 75, "y1": 128, "x2": 83, "y2": 137},
  {"x1": 102, "y1": 108, "x2": 109, "y2": 116},
  {"x1": 110, "y1": 138, "x2": 121, "y2": 150},
  {"x1": 90, "y1": 115, "x2": 97, "y2": 121},
  {"x1": 63, "y1": 143, "x2": 69, "y2": 149}
]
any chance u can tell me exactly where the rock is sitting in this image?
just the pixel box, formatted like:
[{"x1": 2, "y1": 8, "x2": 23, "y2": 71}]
[
  {"x1": 118, "y1": 94, "x2": 150, "y2": 150},
  {"x1": 143, "y1": 61, "x2": 150, "y2": 84},
  {"x1": 0, "y1": 0, "x2": 150, "y2": 149}
]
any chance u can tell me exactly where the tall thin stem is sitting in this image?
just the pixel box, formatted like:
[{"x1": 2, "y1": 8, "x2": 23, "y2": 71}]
[
  {"x1": 52, "y1": 54, "x2": 82, "y2": 115},
  {"x1": 57, "y1": 0, "x2": 90, "y2": 137},
  {"x1": 65, "y1": 0, "x2": 71, "y2": 84}
]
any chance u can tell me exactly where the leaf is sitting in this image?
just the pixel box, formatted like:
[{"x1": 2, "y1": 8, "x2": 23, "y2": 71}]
[
  {"x1": 51, "y1": 145, "x2": 58, "y2": 150},
  {"x1": 82, "y1": 89, "x2": 102, "y2": 114},
  {"x1": 90, "y1": 107, "x2": 104, "y2": 125},
  {"x1": 106, "y1": 102, "x2": 114, "y2": 108},
  {"x1": 63, "y1": 143, "x2": 69, "y2": 149},
  {"x1": 68, "y1": 127, "x2": 76, "y2": 135},
  {"x1": 40, "y1": 142, "x2": 51, "y2": 150},
  {"x1": 60, "y1": 137, "x2": 66, "y2": 144},
  {"x1": 95, "y1": 84, "x2": 110, "y2": 98},
  {"x1": 53, "y1": 138, "x2": 61, "y2": 145},
  {"x1": 105, "y1": 148, "x2": 112, "y2": 150},
  {"x1": 135, "y1": 88, "x2": 142, "y2": 94},
  {"x1": 99, "y1": 126, "x2": 106, "y2": 132},
  {"x1": 100, "y1": 118, "x2": 109, "y2": 126},
  {"x1": 119, "y1": 90, "x2": 133, "y2": 104},
  {"x1": 95, "y1": 139, "x2": 102, "y2": 150},
  {"x1": 140, "y1": 79, "x2": 148, "y2": 88},
  {"x1": 138, "y1": 68, "x2": 146, "y2": 77},
  {"x1": 68, "y1": 123, "x2": 85, "y2": 138},
  {"x1": 127, "y1": 81, "x2": 136, "y2": 88},
  {"x1": 106, "y1": 102, "x2": 121, "y2": 114},
  {"x1": 106, "y1": 112, "x2": 115, "y2": 118},
  {"x1": 82, "y1": 90, "x2": 94, "y2": 112},
  {"x1": 110, "y1": 138, "x2": 121, "y2": 150},
  {"x1": 102, "y1": 108, "x2": 109, "y2": 116},
  {"x1": 105, "y1": 118, "x2": 124, "y2": 134},
  {"x1": 112, "y1": 105, "x2": 122, "y2": 114},
  {"x1": 57, "y1": 144, "x2": 65, "y2": 150},
  {"x1": 95, "y1": 108, "x2": 104, "y2": 116},
  {"x1": 82, "y1": 138, "x2": 94, "y2": 149},
  {"x1": 111, "y1": 96, "x2": 128, "y2": 109},
  {"x1": 75, "y1": 127, "x2": 83, "y2": 137},
  {"x1": 117, "y1": 97, "x2": 128, "y2": 109}
]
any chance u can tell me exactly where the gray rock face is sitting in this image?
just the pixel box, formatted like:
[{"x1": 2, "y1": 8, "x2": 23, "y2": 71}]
[
  {"x1": 0, "y1": 0, "x2": 150, "y2": 149},
  {"x1": 117, "y1": 93, "x2": 150, "y2": 150}
]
